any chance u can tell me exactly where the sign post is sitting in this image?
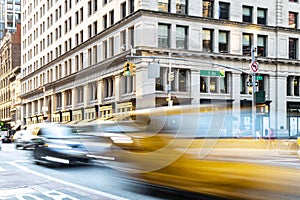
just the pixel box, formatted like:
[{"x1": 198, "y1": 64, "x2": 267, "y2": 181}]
[{"x1": 251, "y1": 46, "x2": 258, "y2": 138}]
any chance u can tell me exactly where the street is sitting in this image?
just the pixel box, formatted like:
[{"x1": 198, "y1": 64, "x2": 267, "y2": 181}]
[
  {"x1": 0, "y1": 143, "x2": 216, "y2": 200},
  {"x1": 2, "y1": 138, "x2": 300, "y2": 200}
]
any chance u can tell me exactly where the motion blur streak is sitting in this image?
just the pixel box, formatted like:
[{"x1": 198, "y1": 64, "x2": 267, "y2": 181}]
[{"x1": 99, "y1": 105, "x2": 300, "y2": 199}]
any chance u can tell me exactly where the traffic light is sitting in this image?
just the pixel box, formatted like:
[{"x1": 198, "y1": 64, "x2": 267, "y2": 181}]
[
  {"x1": 123, "y1": 62, "x2": 131, "y2": 76},
  {"x1": 123, "y1": 61, "x2": 136, "y2": 76},
  {"x1": 130, "y1": 62, "x2": 136, "y2": 76}
]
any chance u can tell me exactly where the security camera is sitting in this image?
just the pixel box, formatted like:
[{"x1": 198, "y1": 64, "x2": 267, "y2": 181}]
[{"x1": 121, "y1": 44, "x2": 126, "y2": 51}]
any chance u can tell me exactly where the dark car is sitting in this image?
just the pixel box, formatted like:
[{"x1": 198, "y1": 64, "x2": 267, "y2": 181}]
[
  {"x1": 32, "y1": 124, "x2": 90, "y2": 165},
  {"x1": 13, "y1": 130, "x2": 35, "y2": 149}
]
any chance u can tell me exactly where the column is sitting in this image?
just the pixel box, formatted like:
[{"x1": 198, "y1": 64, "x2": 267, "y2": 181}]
[
  {"x1": 62, "y1": 91, "x2": 66, "y2": 111},
  {"x1": 72, "y1": 88, "x2": 77, "y2": 110},
  {"x1": 97, "y1": 80, "x2": 103, "y2": 105},
  {"x1": 51, "y1": 94, "x2": 55, "y2": 122},
  {"x1": 84, "y1": 84, "x2": 89, "y2": 107},
  {"x1": 20, "y1": 105, "x2": 24, "y2": 126},
  {"x1": 115, "y1": 75, "x2": 121, "y2": 102},
  {"x1": 37, "y1": 99, "x2": 42, "y2": 114},
  {"x1": 231, "y1": 72, "x2": 241, "y2": 132},
  {"x1": 191, "y1": 69, "x2": 200, "y2": 105},
  {"x1": 136, "y1": 63, "x2": 155, "y2": 109},
  {"x1": 269, "y1": 74, "x2": 288, "y2": 129}
]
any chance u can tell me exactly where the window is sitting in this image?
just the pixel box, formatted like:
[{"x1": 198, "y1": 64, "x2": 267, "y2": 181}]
[
  {"x1": 123, "y1": 76, "x2": 134, "y2": 94},
  {"x1": 93, "y1": 21, "x2": 98, "y2": 35},
  {"x1": 80, "y1": 30, "x2": 83, "y2": 43},
  {"x1": 257, "y1": 8, "x2": 267, "y2": 25},
  {"x1": 219, "y1": 31, "x2": 229, "y2": 53},
  {"x1": 68, "y1": 17, "x2": 72, "y2": 31},
  {"x1": 80, "y1": 52, "x2": 84, "y2": 70},
  {"x1": 156, "y1": 68, "x2": 166, "y2": 91},
  {"x1": 219, "y1": 2, "x2": 229, "y2": 20},
  {"x1": 158, "y1": 24, "x2": 170, "y2": 48},
  {"x1": 176, "y1": 26, "x2": 187, "y2": 49},
  {"x1": 203, "y1": 0, "x2": 213, "y2": 18},
  {"x1": 240, "y1": 73, "x2": 249, "y2": 94},
  {"x1": 89, "y1": 82, "x2": 97, "y2": 101},
  {"x1": 77, "y1": 87, "x2": 84, "y2": 103},
  {"x1": 93, "y1": 0, "x2": 98, "y2": 12},
  {"x1": 242, "y1": 33, "x2": 253, "y2": 55},
  {"x1": 178, "y1": 69, "x2": 187, "y2": 92},
  {"x1": 289, "y1": 12, "x2": 298, "y2": 28},
  {"x1": 109, "y1": 10, "x2": 114, "y2": 25},
  {"x1": 103, "y1": 40, "x2": 107, "y2": 59},
  {"x1": 75, "y1": 55, "x2": 79, "y2": 71},
  {"x1": 93, "y1": 45, "x2": 97, "y2": 64},
  {"x1": 120, "y1": 30, "x2": 126, "y2": 48},
  {"x1": 66, "y1": 90, "x2": 72, "y2": 106},
  {"x1": 202, "y1": 29, "x2": 213, "y2": 52},
  {"x1": 75, "y1": 11, "x2": 79, "y2": 25},
  {"x1": 104, "y1": 77, "x2": 114, "y2": 98},
  {"x1": 257, "y1": 35, "x2": 267, "y2": 57},
  {"x1": 129, "y1": 0, "x2": 134, "y2": 14},
  {"x1": 103, "y1": 14, "x2": 107, "y2": 29},
  {"x1": 128, "y1": 26, "x2": 134, "y2": 47},
  {"x1": 121, "y1": 2, "x2": 126, "y2": 19},
  {"x1": 109, "y1": 37, "x2": 114, "y2": 57},
  {"x1": 56, "y1": 93, "x2": 62, "y2": 108},
  {"x1": 88, "y1": 1, "x2": 92, "y2": 16},
  {"x1": 158, "y1": 0, "x2": 170, "y2": 12},
  {"x1": 80, "y1": 7, "x2": 84, "y2": 22},
  {"x1": 176, "y1": 0, "x2": 187, "y2": 14},
  {"x1": 75, "y1": 33, "x2": 79, "y2": 45},
  {"x1": 289, "y1": 38, "x2": 298, "y2": 59},
  {"x1": 243, "y1": 6, "x2": 252, "y2": 23},
  {"x1": 88, "y1": 48, "x2": 92, "y2": 66},
  {"x1": 88, "y1": 24, "x2": 92, "y2": 38}
]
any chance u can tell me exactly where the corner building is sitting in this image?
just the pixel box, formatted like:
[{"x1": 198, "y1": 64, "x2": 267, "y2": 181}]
[{"x1": 20, "y1": 0, "x2": 300, "y2": 136}]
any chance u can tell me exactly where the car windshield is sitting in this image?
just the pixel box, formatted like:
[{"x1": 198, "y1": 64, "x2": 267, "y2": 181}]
[{"x1": 39, "y1": 127, "x2": 75, "y2": 138}]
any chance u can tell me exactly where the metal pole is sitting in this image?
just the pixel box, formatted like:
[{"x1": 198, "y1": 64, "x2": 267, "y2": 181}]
[
  {"x1": 251, "y1": 46, "x2": 257, "y2": 138},
  {"x1": 168, "y1": 52, "x2": 172, "y2": 106}
]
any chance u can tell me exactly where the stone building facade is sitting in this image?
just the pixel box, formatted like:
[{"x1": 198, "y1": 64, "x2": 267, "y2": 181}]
[{"x1": 20, "y1": 0, "x2": 300, "y2": 135}]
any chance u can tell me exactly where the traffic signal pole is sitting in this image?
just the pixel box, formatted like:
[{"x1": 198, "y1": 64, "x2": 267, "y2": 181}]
[{"x1": 168, "y1": 52, "x2": 173, "y2": 106}]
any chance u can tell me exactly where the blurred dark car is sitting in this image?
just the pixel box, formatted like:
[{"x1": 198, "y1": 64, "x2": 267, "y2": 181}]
[
  {"x1": 13, "y1": 130, "x2": 35, "y2": 149},
  {"x1": 31, "y1": 124, "x2": 90, "y2": 165}
]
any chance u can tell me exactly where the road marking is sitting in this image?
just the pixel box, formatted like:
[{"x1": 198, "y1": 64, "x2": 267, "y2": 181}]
[
  {"x1": 8, "y1": 162, "x2": 129, "y2": 200},
  {"x1": 1, "y1": 188, "x2": 36, "y2": 197},
  {"x1": 0, "y1": 166, "x2": 6, "y2": 172}
]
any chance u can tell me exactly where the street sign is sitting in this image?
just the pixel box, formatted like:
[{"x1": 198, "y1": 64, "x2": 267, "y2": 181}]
[
  {"x1": 256, "y1": 75, "x2": 263, "y2": 80},
  {"x1": 200, "y1": 70, "x2": 225, "y2": 77},
  {"x1": 250, "y1": 61, "x2": 259, "y2": 73}
]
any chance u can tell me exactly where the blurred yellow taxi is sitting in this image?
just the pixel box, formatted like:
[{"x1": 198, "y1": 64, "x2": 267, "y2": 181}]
[{"x1": 101, "y1": 105, "x2": 300, "y2": 199}]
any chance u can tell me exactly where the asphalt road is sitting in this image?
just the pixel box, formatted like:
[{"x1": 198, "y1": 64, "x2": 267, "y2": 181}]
[
  {"x1": 0, "y1": 143, "x2": 218, "y2": 200},
  {"x1": 2, "y1": 140, "x2": 300, "y2": 200}
]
